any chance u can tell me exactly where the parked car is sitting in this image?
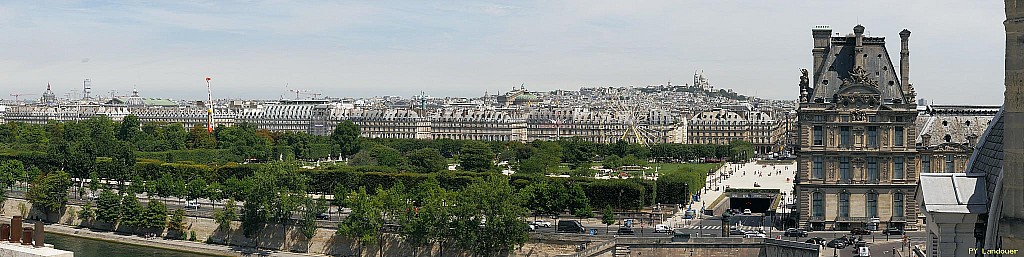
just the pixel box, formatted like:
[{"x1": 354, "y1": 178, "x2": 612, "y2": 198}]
[
  {"x1": 185, "y1": 200, "x2": 200, "y2": 210},
  {"x1": 784, "y1": 228, "x2": 808, "y2": 237},
  {"x1": 884, "y1": 227, "x2": 905, "y2": 235},
  {"x1": 743, "y1": 209, "x2": 752, "y2": 215},
  {"x1": 527, "y1": 224, "x2": 536, "y2": 231},
  {"x1": 557, "y1": 220, "x2": 586, "y2": 233},
  {"x1": 654, "y1": 224, "x2": 671, "y2": 233},
  {"x1": 729, "y1": 229, "x2": 747, "y2": 236},
  {"x1": 850, "y1": 228, "x2": 872, "y2": 235},
  {"x1": 826, "y1": 238, "x2": 848, "y2": 249},
  {"x1": 805, "y1": 237, "x2": 826, "y2": 245},
  {"x1": 616, "y1": 226, "x2": 635, "y2": 235},
  {"x1": 743, "y1": 233, "x2": 767, "y2": 238},
  {"x1": 536, "y1": 221, "x2": 552, "y2": 228},
  {"x1": 316, "y1": 212, "x2": 330, "y2": 220}
]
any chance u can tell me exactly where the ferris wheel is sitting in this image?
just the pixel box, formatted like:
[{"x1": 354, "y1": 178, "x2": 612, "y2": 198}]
[{"x1": 608, "y1": 91, "x2": 661, "y2": 146}]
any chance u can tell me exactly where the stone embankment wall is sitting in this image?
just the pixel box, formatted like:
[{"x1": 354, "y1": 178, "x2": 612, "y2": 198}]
[{"x1": 1, "y1": 198, "x2": 579, "y2": 257}]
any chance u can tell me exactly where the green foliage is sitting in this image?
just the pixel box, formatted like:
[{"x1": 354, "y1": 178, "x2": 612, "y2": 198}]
[
  {"x1": 213, "y1": 199, "x2": 237, "y2": 231},
  {"x1": 119, "y1": 194, "x2": 143, "y2": 230},
  {"x1": 601, "y1": 205, "x2": 615, "y2": 227},
  {"x1": 331, "y1": 120, "x2": 361, "y2": 156},
  {"x1": 142, "y1": 200, "x2": 168, "y2": 232},
  {"x1": 337, "y1": 187, "x2": 381, "y2": 248},
  {"x1": 78, "y1": 202, "x2": 96, "y2": 225},
  {"x1": 27, "y1": 170, "x2": 72, "y2": 219},
  {"x1": 349, "y1": 144, "x2": 406, "y2": 167},
  {"x1": 405, "y1": 148, "x2": 446, "y2": 173},
  {"x1": 95, "y1": 189, "x2": 122, "y2": 224},
  {"x1": 186, "y1": 124, "x2": 216, "y2": 149},
  {"x1": 459, "y1": 141, "x2": 494, "y2": 172},
  {"x1": 0, "y1": 160, "x2": 26, "y2": 204},
  {"x1": 300, "y1": 196, "x2": 327, "y2": 239},
  {"x1": 189, "y1": 230, "x2": 197, "y2": 241},
  {"x1": 117, "y1": 115, "x2": 141, "y2": 142},
  {"x1": 216, "y1": 123, "x2": 272, "y2": 161},
  {"x1": 451, "y1": 176, "x2": 528, "y2": 255},
  {"x1": 168, "y1": 209, "x2": 187, "y2": 233}
]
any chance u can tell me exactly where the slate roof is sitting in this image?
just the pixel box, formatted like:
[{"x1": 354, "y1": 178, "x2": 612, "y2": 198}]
[
  {"x1": 962, "y1": 108, "x2": 1005, "y2": 203},
  {"x1": 915, "y1": 105, "x2": 999, "y2": 146},
  {"x1": 920, "y1": 173, "x2": 989, "y2": 214},
  {"x1": 811, "y1": 27, "x2": 905, "y2": 102}
]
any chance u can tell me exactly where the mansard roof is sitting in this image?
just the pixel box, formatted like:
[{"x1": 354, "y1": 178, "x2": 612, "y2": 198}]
[{"x1": 811, "y1": 28, "x2": 906, "y2": 102}]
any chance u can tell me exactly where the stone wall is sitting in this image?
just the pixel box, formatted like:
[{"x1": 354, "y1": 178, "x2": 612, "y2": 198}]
[{"x1": 0, "y1": 198, "x2": 578, "y2": 257}]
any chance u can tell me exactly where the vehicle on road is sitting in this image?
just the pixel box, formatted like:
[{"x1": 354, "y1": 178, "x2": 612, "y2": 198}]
[
  {"x1": 784, "y1": 228, "x2": 808, "y2": 237},
  {"x1": 743, "y1": 232, "x2": 767, "y2": 238},
  {"x1": 743, "y1": 209, "x2": 752, "y2": 215},
  {"x1": 804, "y1": 237, "x2": 826, "y2": 245},
  {"x1": 316, "y1": 213, "x2": 329, "y2": 220},
  {"x1": 826, "y1": 238, "x2": 847, "y2": 249},
  {"x1": 185, "y1": 200, "x2": 200, "y2": 210},
  {"x1": 729, "y1": 229, "x2": 747, "y2": 236},
  {"x1": 616, "y1": 226, "x2": 635, "y2": 235},
  {"x1": 884, "y1": 227, "x2": 905, "y2": 235},
  {"x1": 684, "y1": 210, "x2": 696, "y2": 219},
  {"x1": 850, "y1": 227, "x2": 872, "y2": 235},
  {"x1": 535, "y1": 221, "x2": 552, "y2": 228},
  {"x1": 654, "y1": 224, "x2": 671, "y2": 233},
  {"x1": 528, "y1": 224, "x2": 536, "y2": 231},
  {"x1": 557, "y1": 220, "x2": 586, "y2": 233}
]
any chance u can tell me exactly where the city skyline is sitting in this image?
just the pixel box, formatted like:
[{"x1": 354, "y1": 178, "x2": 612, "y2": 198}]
[{"x1": 0, "y1": 1, "x2": 1005, "y2": 104}]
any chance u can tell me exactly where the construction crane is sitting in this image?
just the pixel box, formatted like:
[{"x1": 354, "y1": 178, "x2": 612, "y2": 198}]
[{"x1": 9, "y1": 93, "x2": 36, "y2": 101}]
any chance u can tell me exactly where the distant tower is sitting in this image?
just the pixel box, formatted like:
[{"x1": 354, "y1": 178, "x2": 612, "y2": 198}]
[
  {"x1": 83, "y1": 79, "x2": 92, "y2": 100},
  {"x1": 206, "y1": 77, "x2": 214, "y2": 133},
  {"x1": 42, "y1": 83, "x2": 56, "y2": 106}
]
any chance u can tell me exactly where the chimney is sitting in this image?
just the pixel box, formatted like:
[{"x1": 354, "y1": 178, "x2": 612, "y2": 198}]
[
  {"x1": 21, "y1": 227, "x2": 31, "y2": 246},
  {"x1": 811, "y1": 25, "x2": 833, "y2": 83},
  {"x1": 900, "y1": 29, "x2": 912, "y2": 91},
  {"x1": 10, "y1": 216, "x2": 22, "y2": 243},
  {"x1": 33, "y1": 221, "x2": 43, "y2": 247},
  {"x1": 853, "y1": 25, "x2": 866, "y2": 68}
]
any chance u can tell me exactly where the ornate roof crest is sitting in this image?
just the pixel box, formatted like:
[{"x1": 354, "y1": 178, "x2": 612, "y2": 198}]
[{"x1": 842, "y1": 66, "x2": 878, "y2": 88}]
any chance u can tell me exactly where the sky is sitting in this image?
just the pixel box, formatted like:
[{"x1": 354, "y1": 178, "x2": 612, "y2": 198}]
[{"x1": 0, "y1": 1, "x2": 1007, "y2": 105}]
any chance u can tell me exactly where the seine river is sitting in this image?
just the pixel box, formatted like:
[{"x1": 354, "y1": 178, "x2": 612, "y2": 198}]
[{"x1": 44, "y1": 233, "x2": 223, "y2": 257}]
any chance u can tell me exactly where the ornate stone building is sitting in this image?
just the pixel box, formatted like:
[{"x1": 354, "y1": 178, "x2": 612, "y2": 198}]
[{"x1": 795, "y1": 25, "x2": 920, "y2": 231}]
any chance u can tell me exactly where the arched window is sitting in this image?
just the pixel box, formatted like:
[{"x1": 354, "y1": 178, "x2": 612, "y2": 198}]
[
  {"x1": 867, "y1": 191, "x2": 878, "y2": 218},
  {"x1": 812, "y1": 192, "x2": 824, "y2": 217},
  {"x1": 894, "y1": 192, "x2": 905, "y2": 218},
  {"x1": 839, "y1": 191, "x2": 850, "y2": 218}
]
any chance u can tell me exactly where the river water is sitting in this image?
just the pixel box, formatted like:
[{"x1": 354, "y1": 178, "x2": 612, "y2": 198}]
[{"x1": 44, "y1": 233, "x2": 223, "y2": 257}]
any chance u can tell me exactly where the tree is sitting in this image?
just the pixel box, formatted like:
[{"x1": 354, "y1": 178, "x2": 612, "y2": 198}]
[
  {"x1": 78, "y1": 202, "x2": 96, "y2": 226},
  {"x1": 117, "y1": 115, "x2": 141, "y2": 142},
  {"x1": 186, "y1": 177, "x2": 208, "y2": 204},
  {"x1": 213, "y1": 199, "x2": 237, "y2": 231},
  {"x1": 142, "y1": 200, "x2": 168, "y2": 233},
  {"x1": 337, "y1": 187, "x2": 381, "y2": 256},
  {"x1": 450, "y1": 176, "x2": 529, "y2": 256},
  {"x1": 186, "y1": 124, "x2": 216, "y2": 149},
  {"x1": 300, "y1": 196, "x2": 327, "y2": 239},
  {"x1": 601, "y1": 205, "x2": 615, "y2": 234},
  {"x1": 27, "y1": 170, "x2": 72, "y2": 221},
  {"x1": 168, "y1": 209, "x2": 187, "y2": 236},
  {"x1": 402, "y1": 179, "x2": 454, "y2": 255},
  {"x1": 350, "y1": 144, "x2": 406, "y2": 167},
  {"x1": 331, "y1": 120, "x2": 361, "y2": 156},
  {"x1": 0, "y1": 160, "x2": 26, "y2": 206},
  {"x1": 95, "y1": 189, "x2": 122, "y2": 224},
  {"x1": 120, "y1": 194, "x2": 143, "y2": 231},
  {"x1": 567, "y1": 183, "x2": 592, "y2": 220},
  {"x1": 405, "y1": 148, "x2": 446, "y2": 173},
  {"x1": 459, "y1": 141, "x2": 494, "y2": 172}
]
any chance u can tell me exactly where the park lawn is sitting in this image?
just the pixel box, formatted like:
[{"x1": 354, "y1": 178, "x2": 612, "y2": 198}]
[{"x1": 655, "y1": 162, "x2": 723, "y2": 195}]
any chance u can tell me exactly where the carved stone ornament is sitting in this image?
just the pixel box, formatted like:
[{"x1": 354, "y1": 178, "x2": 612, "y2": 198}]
[{"x1": 842, "y1": 66, "x2": 879, "y2": 88}]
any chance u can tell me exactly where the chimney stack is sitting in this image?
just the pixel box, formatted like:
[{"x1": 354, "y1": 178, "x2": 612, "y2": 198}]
[
  {"x1": 33, "y1": 221, "x2": 43, "y2": 247},
  {"x1": 900, "y1": 29, "x2": 912, "y2": 93},
  {"x1": 853, "y1": 25, "x2": 866, "y2": 68},
  {"x1": 10, "y1": 216, "x2": 22, "y2": 243},
  {"x1": 811, "y1": 25, "x2": 833, "y2": 83}
]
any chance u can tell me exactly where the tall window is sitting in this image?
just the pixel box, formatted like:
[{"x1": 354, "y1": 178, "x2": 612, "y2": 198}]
[
  {"x1": 867, "y1": 157, "x2": 879, "y2": 183},
  {"x1": 894, "y1": 126, "x2": 905, "y2": 146},
  {"x1": 839, "y1": 192, "x2": 850, "y2": 218},
  {"x1": 867, "y1": 126, "x2": 878, "y2": 147},
  {"x1": 813, "y1": 126, "x2": 823, "y2": 146},
  {"x1": 922, "y1": 155, "x2": 931, "y2": 173},
  {"x1": 812, "y1": 192, "x2": 824, "y2": 217},
  {"x1": 893, "y1": 157, "x2": 905, "y2": 179},
  {"x1": 840, "y1": 126, "x2": 851, "y2": 147},
  {"x1": 840, "y1": 157, "x2": 851, "y2": 182},
  {"x1": 867, "y1": 192, "x2": 878, "y2": 218},
  {"x1": 894, "y1": 192, "x2": 905, "y2": 217},
  {"x1": 946, "y1": 155, "x2": 955, "y2": 172},
  {"x1": 813, "y1": 156, "x2": 824, "y2": 179}
]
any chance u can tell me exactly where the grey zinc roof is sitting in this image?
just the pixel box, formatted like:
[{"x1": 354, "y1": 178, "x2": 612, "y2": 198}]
[
  {"x1": 920, "y1": 173, "x2": 989, "y2": 214},
  {"x1": 915, "y1": 106, "x2": 997, "y2": 146},
  {"x1": 962, "y1": 107, "x2": 1004, "y2": 203},
  {"x1": 811, "y1": 35, "x2": 905, "y2": 101}
]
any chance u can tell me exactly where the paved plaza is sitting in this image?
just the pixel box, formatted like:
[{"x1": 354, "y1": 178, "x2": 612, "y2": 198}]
[{"x1": 668, "y1": 161, "x2": 796, "y2": 228}]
